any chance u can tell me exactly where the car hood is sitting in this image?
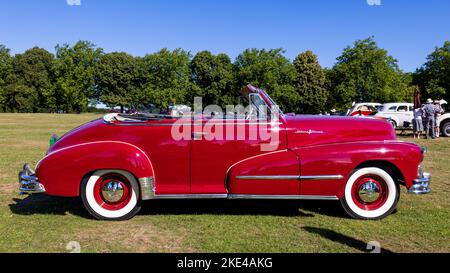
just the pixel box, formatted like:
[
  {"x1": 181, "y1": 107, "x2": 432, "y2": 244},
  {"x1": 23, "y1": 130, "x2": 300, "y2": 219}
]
[{"x1": 285, "y1": 115, "x2": 396, "y2": 148}]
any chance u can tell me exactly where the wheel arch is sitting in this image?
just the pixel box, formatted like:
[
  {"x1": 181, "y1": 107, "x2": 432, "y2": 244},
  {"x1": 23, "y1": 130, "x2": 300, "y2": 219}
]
[
  {"x1": 36, "y1": 141, "x2": 154, "y2": 197},
  {"x1": 354, "y1": 160, "x2": 405, "y2": 186}
]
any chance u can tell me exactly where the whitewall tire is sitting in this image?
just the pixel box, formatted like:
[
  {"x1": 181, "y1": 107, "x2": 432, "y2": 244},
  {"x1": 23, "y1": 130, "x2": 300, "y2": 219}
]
[
  {"x1": 81, "y1": 170, "x2": 141, "y2": 220},
  {"x1": 340, "y1": 167, "x2": 399, "y2": 220}
]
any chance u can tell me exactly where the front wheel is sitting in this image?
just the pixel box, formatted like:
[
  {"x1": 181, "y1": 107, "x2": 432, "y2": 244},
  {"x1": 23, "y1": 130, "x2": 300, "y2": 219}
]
[
  {"x1": 340, "y1": 167, "x2": 399, "y2": 220},
  {"x1": 81, "y1": 170, "x2": 141, "y2": 220}
]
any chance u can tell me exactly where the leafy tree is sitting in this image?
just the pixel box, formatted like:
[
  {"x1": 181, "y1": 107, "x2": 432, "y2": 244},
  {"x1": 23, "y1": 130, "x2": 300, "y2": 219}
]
[
  {"x1": 413, "y1": 41, "x2": 450, "y2": 102},
  {"x1": 4, "y1": 47, "x2": 55, "y2": 112},
  {"x1": 95, "y1": 52, "x2": 146, "y2": 112},
  {"x1": 0, "y1": 45, "x2": 13, "y2": 111},
  {"x1": 190, "y1": 51, "x2": 235, "y2": 107},
  {"x1": 2, "y1": 74, "x2": 37, "y2": 112},
  {"x1": 234, "y1": 48, "x2": 297, "y2": 112},
  {"x1": 293, "y1": 50, "x2": 329, "y2": 113},
  {"x1": 328, "y1": 37, "x2": 408, "y2": 110},
  {"x1": 143, "y1": 48, "x2": 192, "y2": 109},
  {"x1": 54, "y1": 41, "x2": 103, "y2": 112}
]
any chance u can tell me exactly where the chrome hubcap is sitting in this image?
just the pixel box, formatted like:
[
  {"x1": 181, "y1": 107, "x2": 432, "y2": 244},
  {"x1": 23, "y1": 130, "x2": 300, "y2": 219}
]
[
  {"x1": 101, "y1": 181, "x2": 124, "y2": 203},
  {"x1": 358, "y1": 180, "x2": 381, "y2": 203}
]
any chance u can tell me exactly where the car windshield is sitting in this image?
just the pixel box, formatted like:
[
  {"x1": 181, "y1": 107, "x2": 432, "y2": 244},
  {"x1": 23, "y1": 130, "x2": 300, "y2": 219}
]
[{"x1": 259, "y1": 89, "x2": 285, "y2": 117}]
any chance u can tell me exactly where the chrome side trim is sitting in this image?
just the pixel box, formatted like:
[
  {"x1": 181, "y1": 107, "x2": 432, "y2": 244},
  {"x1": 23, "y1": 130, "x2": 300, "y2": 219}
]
[
  {"x1": 301, "y1": 175, "x2": 344, "y2": 180},
  {"x1": 151, "y1": 194, "x2": 228, "y2": 199},
  {"x1": 139, "y1": 177, "x2": 155, "y2": 200},
  {"x1": 236, "y1": 175, "x2": 299, "y2": 180},
  {"x1": 228, "y1": 194, "x2": 339, "y2": 200},
  {"x1": 144, "y1": 193, "x2": 338, "y2": 200},
  {"x1": 235, "y1": 175, "x2": 344, "y2": 181},
  {"x1": 294, "y1": 129, "x2": 324, "y2": 135}
]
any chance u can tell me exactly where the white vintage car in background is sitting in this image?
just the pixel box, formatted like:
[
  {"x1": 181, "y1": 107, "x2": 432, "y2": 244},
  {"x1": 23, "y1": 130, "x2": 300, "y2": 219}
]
[
  {"x1": 438, "y1": 102, "x2": 450, "y2": 137},
  {"x1": 374, "y1": 103, "x2": 414, "y2": 128},
  {"x1": 345, "y1": 102, "x2": 381, "y2": 116}
]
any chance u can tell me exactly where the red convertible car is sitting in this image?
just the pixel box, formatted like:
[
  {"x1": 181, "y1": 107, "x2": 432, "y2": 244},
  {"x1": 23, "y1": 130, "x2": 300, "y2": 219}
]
[{"x1": 19, "y1": 85, "x2": 431, "y2": 220}]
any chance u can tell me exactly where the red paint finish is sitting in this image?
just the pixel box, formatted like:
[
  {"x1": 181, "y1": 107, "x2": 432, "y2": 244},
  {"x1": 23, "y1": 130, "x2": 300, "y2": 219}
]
[
  {"x1": 33, "y1": 86, "x2": 424, "y2": 200},
  {"x1": 36, "y1": 141, "x2": 154, "y2": 196},
  {"x1": 190, "y1": 119, "x2": 287, "y2": 193},
  {"x1": 291, "y1": 141, "x2": 422, "y2": 198},
  {"x1": 227, "y1": 150, "x2": 300, "y2": 195},
  {"x1": 285, "y1": 115, "x2": 396, "y2": 148}
]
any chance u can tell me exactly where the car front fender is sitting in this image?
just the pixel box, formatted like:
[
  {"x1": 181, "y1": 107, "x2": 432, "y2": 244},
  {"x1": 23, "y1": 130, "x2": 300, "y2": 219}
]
[{"x1": 291, "y1": 141, "x2": 422, "y2": 198}]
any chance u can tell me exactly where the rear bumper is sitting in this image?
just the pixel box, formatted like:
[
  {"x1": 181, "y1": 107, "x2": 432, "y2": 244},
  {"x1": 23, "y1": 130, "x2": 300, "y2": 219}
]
[
  {"x1": 18, "y1": 164, "x2": 45, "y2": 194},
  {"x1": 408, "y1": 165, "x2": 431, "y2": 194}
]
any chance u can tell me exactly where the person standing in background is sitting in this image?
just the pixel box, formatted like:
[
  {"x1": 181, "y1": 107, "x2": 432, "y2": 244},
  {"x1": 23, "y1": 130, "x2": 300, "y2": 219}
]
[
  {"x1": 434, "y1": 100, "x2": 444, "y2": 138},
  {"x1": 412, "y1": 87, "x2": 424, "y2": 139},
  {"x1": 422, "y1": 99, "x2": 437, "y2": 139},
  {"x1": 413, "y1": 106, "x2": 424, "y2": 139}
]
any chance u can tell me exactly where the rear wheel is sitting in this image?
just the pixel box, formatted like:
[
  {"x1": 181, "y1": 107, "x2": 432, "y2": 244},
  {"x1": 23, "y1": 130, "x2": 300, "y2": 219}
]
[
  {"x1": 340, "y1": 167, "x2": 399, "y2": 220},
  {"x1": 81, "y1": 170, "x2": 141, "y2": 220}
]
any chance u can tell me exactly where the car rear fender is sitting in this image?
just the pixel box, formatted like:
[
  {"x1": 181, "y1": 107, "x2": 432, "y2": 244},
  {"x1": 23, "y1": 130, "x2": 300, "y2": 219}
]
[{"x1": 36, "y1": 141, "x2": 154, "y2": 197}]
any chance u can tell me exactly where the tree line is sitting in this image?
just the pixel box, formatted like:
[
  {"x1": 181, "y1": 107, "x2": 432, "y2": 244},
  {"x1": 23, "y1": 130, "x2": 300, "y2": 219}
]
[{"x1": 0, "y1": 37, "x2": 448, "y2": 114}]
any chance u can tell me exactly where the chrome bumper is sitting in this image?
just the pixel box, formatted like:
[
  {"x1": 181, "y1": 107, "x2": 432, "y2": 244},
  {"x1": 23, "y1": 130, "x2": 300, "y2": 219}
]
[
  {"x1": 408, "y1": 167, "x2": 431, "y2": 194},
  {"x1": 18, "y1": 164, "x2": 45, "y2": 194}
]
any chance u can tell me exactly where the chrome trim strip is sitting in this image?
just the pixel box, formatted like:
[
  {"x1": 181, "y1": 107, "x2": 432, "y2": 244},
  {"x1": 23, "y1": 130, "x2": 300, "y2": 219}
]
[
  {"x1": 139, "y1": 177, "x2": 155, "y2": 200},
  {"x1": 151, "y1": 194, "x2": 228, "y2": 199},
  {"x1": 228, "y1": 194, "x2": 339, "y2": 200},
  {"x1": 235, "y1": 175, "x2": 344, "y2": 180},
  {"x1": 294, "y1": 129, "x2": 324, "y2": 135},
  {"x1": 236, "y1": 175, "x2": 299, "y2": 180},
  {"x1": 301, "y1": 175, "x2": 344, "y2": 180},
  {"x1": 146, "y1": 193, "x2": 338, "y2": 200}
]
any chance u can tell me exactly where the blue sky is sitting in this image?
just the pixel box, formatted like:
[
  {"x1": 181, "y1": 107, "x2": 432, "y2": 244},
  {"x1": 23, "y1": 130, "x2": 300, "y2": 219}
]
[{"x1": 0, "y1": 0, "x2": 448, "y2": 72}]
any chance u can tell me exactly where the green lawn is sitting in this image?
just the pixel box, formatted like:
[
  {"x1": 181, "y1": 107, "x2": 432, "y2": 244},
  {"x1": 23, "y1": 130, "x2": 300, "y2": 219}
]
[{"x1": 0, "y1": 113, "x2": 448, "y2": 253}]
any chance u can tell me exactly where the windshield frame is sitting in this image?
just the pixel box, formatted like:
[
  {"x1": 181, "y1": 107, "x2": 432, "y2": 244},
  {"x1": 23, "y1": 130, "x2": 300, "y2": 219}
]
[{"x1": 257, "y1": 88, "x2": 285, "y2": 119}]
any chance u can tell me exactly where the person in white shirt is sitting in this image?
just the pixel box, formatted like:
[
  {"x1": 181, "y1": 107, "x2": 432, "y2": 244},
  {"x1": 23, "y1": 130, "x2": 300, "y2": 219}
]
[{"x1": 413, "y1": 107, "x2": 424, "y2": 139}]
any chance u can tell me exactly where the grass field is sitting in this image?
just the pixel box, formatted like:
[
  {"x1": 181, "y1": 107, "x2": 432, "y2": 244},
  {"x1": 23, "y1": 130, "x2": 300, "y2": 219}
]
[{"x1": 0, "y1": 113, "x2": 448, "y2": 253}]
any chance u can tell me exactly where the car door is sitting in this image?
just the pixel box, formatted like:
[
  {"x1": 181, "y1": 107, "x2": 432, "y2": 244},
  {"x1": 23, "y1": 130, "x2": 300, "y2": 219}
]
[
  {"x1": 396, "y1": 105, "x2": 410, "y2": 126},
  {"x1": 189, "y1": 94, "x2": 288, "y2": 194}
]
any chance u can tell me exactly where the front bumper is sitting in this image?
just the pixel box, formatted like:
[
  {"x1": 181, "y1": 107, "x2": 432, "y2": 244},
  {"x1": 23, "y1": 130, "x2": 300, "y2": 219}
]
[
  {"x1": 408, "y1": 165, "x2": 431, "y2": 194},
  {"x1": 18, "y1": 164, "x2": 45, "y2": 194}
]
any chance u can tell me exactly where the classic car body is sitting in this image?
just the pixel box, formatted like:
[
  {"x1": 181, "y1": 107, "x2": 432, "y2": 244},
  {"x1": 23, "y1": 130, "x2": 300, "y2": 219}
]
[
  {"x1": 439, "y1": 112, "x2": 450, "y2": 137},
  {"x1": 374, "y1": 103, "x2": 414, "y2": 128},
  {"x1": 19, "y1": 85, "x2": 431, "y2": 220}
]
